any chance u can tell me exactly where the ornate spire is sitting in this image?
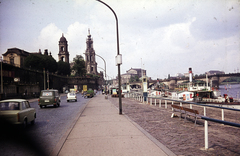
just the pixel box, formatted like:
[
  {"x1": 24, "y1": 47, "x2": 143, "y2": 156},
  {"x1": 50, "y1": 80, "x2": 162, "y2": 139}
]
[{"x1": 88, "y1": 28, "x2": 91, "y2": 38}]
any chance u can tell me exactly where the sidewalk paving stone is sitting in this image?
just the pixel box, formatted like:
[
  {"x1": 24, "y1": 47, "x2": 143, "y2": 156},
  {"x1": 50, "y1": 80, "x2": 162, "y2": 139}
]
[{"x1": 58, "y1": 95, "x2": 171, "y2": 156}]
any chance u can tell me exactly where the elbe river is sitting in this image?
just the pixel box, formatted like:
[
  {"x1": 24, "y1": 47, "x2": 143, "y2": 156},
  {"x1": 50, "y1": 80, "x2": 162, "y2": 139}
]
[{"x1": 218, "y1": 83, "x2": 240, "y2": 100}]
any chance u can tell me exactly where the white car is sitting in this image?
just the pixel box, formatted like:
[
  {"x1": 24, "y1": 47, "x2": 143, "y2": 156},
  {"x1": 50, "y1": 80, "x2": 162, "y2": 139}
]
[{"x1": 67, "y1": 92, "x2": 77, "y2": 102}]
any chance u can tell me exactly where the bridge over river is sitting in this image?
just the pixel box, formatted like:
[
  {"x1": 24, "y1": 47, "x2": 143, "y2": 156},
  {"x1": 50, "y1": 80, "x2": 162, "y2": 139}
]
[{"x1": 128, "y1": 73, "x2": 240, "y2": 90}]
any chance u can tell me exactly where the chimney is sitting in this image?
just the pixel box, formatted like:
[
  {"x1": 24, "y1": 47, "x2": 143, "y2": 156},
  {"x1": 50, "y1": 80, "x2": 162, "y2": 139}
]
[{"x1": 44, "y1": 49, "x2": 48, "y2": 55}]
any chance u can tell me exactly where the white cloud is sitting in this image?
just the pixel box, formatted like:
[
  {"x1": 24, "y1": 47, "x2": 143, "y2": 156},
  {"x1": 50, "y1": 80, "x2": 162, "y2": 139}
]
[
  {"x1": 1, "y1": 0, "x2": 239, "y2": 79},
  {"x1": 35, "y1": 23, "x2": 62, "y2": 58}
]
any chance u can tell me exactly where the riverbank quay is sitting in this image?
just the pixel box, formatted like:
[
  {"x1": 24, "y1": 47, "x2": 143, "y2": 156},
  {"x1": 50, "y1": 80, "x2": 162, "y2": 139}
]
[
  {"x1": 57, "y1": 94, "x2": 174, "y2": 156},
  {"x1": 109, "y1": 96, "x2": 240, "y2": 156}
]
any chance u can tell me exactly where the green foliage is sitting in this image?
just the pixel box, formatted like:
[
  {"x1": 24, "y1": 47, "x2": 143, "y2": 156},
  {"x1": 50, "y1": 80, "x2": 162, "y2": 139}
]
[
  {"x1": 57, "y1": 61, "x2": 70, "y2": 75},
  {"x1": 85, "y1": 73, "x2": 99, "y2": 78},
  {"x1": 86, "y1": 73, "x2": 93, "y2": 77},
  {"x1": 24, "y1": 54, "x2": 57, "y2": 72},
  {"x1": 129, "y1": 75, "x2": 139, "y2": 82},
  {"x1": 223, "y1": 77, "x2": 240, "y2": 83},
  {"x1": 71, "y1": 55, "x2": 86, "y2": 77}
]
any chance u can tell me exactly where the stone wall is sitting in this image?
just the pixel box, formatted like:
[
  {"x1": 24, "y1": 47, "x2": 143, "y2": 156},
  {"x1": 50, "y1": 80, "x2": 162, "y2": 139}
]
[{"x1": 0, "y1": 63, "x2": 101, "y2": 99}]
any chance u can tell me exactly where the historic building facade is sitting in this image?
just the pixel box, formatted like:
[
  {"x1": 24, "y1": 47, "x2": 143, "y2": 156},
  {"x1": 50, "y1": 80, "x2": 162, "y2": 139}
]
[
  {"x1": 2, "y1": 48, "x2": 30, "y2": 68},
  {"x1": 58, "y1": 33, "x2": 69, "y2": 63},
  {"x1": 2, "y1": 48, "x2": 51, "y2": 68},
  {"x1": 84, "y1": 30, "x2": 98, "y2": 75}
]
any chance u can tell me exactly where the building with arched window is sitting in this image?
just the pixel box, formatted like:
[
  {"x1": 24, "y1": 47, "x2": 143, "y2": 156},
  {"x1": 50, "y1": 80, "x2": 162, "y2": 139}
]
[
  {"x1": 58, "y1": 33, "x2": 69, "y2": 63},
  {"x1": 85, "y1": 30, "x2": 98, "y2": 75}
]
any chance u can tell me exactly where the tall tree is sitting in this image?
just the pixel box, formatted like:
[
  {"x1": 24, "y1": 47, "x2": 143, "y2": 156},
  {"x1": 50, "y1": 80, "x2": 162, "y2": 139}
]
[
  {"x1": 57, "y1": 61, "x2": 70, "y2": 75},
  {"x1": 71, "y1": 55, "x2": 86, "y2": 77},
  {"x1": 24, "y1": 54, "x2": 57, "y2": 73}
]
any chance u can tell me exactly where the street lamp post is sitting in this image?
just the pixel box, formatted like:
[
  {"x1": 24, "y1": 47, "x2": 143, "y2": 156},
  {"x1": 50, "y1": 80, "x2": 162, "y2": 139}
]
[
  {"x1": 95, "y1": 54, "x2": 107, "y2": 96},
  {"x1": 96, "y1": 0, "x2": 122, "y2": 114},
  {"x1": 43, "y1": 68, "x2": 46, "y2": 90},
  {"x1": 47, "y1": 70, "x2": 49, "y2": 89},
  {"x1": 84, "y1": 52, "x2": 107, "y2": 96}
]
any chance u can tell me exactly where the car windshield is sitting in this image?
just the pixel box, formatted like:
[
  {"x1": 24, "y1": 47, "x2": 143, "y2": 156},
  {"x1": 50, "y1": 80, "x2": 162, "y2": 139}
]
[
  {"x1": 0, "y1": 102, "x2": 20, "y2": 110},
  {"x1": 42, "y1": 92, "x2": 53, "y2": 96},
  {"x1": 68, "y1": 93, "x2": 75, "y2": 96}
]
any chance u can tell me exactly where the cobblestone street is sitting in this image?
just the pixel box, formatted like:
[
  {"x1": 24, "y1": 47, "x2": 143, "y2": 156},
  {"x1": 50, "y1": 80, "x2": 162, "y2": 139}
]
[{"x1": 109, "y1": 97, "x2": 240, "y2": 156}]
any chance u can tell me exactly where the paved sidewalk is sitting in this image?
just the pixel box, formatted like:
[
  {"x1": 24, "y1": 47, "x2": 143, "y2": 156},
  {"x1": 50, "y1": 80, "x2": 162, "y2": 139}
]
[{"x1": 58, "y1": 95, "x2": 174, "y2": 156}]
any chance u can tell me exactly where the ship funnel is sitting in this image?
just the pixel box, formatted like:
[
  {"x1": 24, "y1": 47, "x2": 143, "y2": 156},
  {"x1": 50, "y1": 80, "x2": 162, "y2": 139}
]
[{"x1": 189, "y1": 68, "x2": 192, "y2": 82}]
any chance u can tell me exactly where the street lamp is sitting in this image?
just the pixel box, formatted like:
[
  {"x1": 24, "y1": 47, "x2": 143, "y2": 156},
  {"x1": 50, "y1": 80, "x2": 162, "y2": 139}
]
[
  {"x1": 96, "y1": 0, "x2": 123, "y2": 114},
  {"x1": 95, "y1": 54, "x2": 107, "y2": 96},
  {"x1": 47, "y1": 70, "x2": 49, "y2": 89},
  {"x1": 43, "y1": 68, "x2": 46, "y2": 90},
  {"x1": 84, "y1": 52, "x2": 107, "y2": 96},
  {"x1": 97, "y1": 66, "x2": 107, "y2": 96}
]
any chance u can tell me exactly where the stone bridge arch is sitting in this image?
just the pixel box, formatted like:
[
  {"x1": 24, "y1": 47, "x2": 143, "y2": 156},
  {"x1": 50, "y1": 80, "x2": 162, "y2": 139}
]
[{"x1": 129, "y1": 82, "x2": 142, "y2": 89}]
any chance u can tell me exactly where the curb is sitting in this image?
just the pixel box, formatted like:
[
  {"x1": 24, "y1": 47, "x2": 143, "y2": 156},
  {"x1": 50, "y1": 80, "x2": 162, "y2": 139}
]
[{"x1": 49, "y1": 95, "x2": 93, "y2": 156}]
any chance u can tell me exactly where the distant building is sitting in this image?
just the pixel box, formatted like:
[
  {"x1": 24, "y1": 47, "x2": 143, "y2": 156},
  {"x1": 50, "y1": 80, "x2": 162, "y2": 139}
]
[
  {"x1": 126, "y1": 68, "x2": 146, "y2": 78},
  {"x1": 176, "y1": 73, "x2": 184, "y2": 77},
  {"x1": 184, "y1": 73, "x2": 189, "y2": 77},
  {"x1": 2, "y1": 48, "x2": 51, "y2": 68},
  {"x1": 58, "y1": 33, "x2": 69, "y2": 63},
  {"x1": 115, "y1": 68, "x2": 147, "y2": 85},
  {"x1": 206, "y1": 70, "x2": 225, "y2": 76},
  {"x1": 2, "y1": 48, "x2": 30, "y2": 67},
  {"x1": 2, "y1": 34, "x2": 69, "y2": 68},
  {"x1": 84, "y1": 29, "x2": 98, "y2": 75}
]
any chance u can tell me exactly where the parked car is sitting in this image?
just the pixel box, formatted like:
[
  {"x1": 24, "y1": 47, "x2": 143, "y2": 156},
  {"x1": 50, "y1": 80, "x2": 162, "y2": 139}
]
[
  {"x1": 86, "y1": 89, "x2": 94, "y2": 98},
  {"x1": 38, "y1": 89, "x2": 60, "y2": 108},
  {"x1": 0, "y1": 99, "x2": 36, "y2": 128},
  {"x1": 67, "y1": 92, "x2": 77, "y2": 102}
]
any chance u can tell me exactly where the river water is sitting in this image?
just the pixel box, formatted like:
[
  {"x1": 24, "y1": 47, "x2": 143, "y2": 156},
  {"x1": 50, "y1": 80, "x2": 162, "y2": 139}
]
[{"x1": 218, "y1": 84, "x2": 240, "y2": 100}]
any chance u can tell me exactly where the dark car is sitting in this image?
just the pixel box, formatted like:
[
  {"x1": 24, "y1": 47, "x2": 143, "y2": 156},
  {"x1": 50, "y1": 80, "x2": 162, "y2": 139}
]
[
  {"x1": 0, "y1": 99, "x2": 36, "y2": 128},
  {"x1": 38, "y1": 89, "x2": 60, "y2": 108}
]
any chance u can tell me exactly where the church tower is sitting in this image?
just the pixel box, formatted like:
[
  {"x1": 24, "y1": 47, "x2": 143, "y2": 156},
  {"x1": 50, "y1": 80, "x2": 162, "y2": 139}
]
[
  {"x1": 58, "y1": 33, "x2": 69, "y2": 63},
  {"x1": 85, "y1": 29, "x2": 97, "y2": 75}
]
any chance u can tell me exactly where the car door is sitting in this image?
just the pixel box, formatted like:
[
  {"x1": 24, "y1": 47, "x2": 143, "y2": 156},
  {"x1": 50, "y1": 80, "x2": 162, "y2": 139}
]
[
  {"x1": 25, "y1": 101, "x2": 35, "y2": 122},
  {"x1": 18, "y1": 101, "x2": 33, "y2": 123},
  {"x1": 18, "y1": 102, "x2": 28, "y2": 123}
]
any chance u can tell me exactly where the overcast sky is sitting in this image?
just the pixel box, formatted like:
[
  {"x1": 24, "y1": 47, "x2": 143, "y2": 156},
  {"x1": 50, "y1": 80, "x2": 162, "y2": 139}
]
[{"x1": 0, "y1": 0, "x2": 239, "y2": 79}]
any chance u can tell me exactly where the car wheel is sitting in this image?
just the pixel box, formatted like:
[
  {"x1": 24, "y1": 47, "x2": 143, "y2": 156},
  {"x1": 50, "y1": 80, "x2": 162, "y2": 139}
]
[
  {"x1": 67, "y1": 100, "x2": 69, "y2": 102},
  {"x1": 58, "y1": 103, "x2": 60, "y2": 107},
  {"x1": 75, "y1": 99, "x2": 77, "y2": 102},
  {"x1": 23, "y1": 119, "x2": 27, "y2": 129},
  {"x1": 31, "y1": 118, "x2": 35, "y2": 125},
  {"x1": 40, "y1": 105, "x2": 43, "y2": 108}
]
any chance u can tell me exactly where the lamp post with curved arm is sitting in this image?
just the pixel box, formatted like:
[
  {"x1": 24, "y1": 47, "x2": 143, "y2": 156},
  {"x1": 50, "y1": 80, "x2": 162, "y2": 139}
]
[
  {"x1": 96, "y1": 0, "x2": 122, "y2": 114},
  {"x1": 95, "y1": 54, "x2": 106, "y2": 79},
  {"x1": 84, "y1": 52, "x2": 107, "y2": 95},
  {"x1": 95, "y1": 54, "x2": 107, "y2": 96}
]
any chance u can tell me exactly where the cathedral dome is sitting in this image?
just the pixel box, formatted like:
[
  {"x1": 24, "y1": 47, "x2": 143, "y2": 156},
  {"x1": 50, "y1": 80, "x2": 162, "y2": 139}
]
[{"x1": 60, "y1": 33, "x2": 67, "y2": 42}]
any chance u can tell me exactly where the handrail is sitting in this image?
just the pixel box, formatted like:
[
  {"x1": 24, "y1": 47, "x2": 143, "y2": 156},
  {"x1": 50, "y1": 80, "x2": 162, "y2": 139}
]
[
  {"x1": 129, "y1": 93, "x2": 240, "y2": 112},
  {"x1": 156, "y1": 97, "x2": 240, "y2": 112},
  {"x1": 201, "y1": 116, "x2": 240, "y2": 127},
  {"x1": 127, "y1": 92, "x2": 240, "y2": 150}
]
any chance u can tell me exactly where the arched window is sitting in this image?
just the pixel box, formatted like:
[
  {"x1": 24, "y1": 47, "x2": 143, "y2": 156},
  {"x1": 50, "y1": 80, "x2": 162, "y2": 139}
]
[{"x1": 61, "y1": 46, "x2": 64, "y2": 51}]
